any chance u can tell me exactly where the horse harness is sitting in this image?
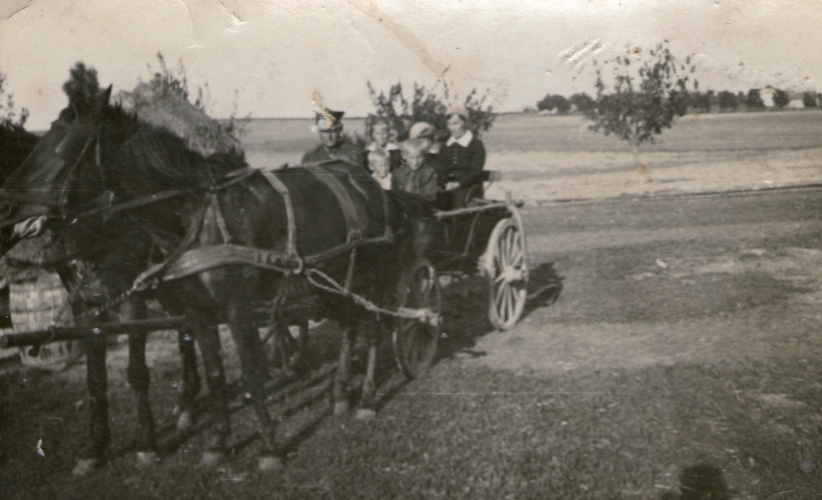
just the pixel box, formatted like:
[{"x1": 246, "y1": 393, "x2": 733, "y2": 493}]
[{"x1": 74, "y1": 162, "x2": 438, "y2": 324}]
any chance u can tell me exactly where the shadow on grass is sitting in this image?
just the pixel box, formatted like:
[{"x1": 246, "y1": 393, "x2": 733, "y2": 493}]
[
  {"x1": 435, "y1": 260, "x2": 563, "y2": 362},
  {"x1": 662, "y1": 463, "x2": 729, "y2": 500}
]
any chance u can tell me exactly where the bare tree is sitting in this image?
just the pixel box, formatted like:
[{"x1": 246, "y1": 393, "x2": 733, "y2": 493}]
[{"x1": 0, "y1": 69, "x2": 29, "y2": 129}]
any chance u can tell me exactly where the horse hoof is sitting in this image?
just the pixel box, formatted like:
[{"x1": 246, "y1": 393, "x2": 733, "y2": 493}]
[
  {"x1": 73, "y1": 458, "x2": 103, "y2": 476},
  {"x1": 258, "y1": 455, "x2": 284, "y2": 472},
  {"x1": 333, "y1": 401, "x2": 349, "y2": 416},
  {"x1": 198, "y1": 451, "x2": 225, "y2": 468},
  {"x1": 176, "y1": 410, "x2": 194, "y2": 432},
  {"x1": 355, "y1": 408, "x2": 377, "y2": 421},
  {"x1": 136, "y1": 451, "x2": 158, "y2": 467}
]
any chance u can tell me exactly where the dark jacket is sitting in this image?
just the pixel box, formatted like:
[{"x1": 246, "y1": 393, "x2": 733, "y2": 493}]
[
  {"x1": 438, "y1": 131, "x2": 486, "y2": 188},
  {"x1": 302, "y1": 142, "x2": 364, "y2": 167},
  {"x1": 392, "y1": 164, "x2": 438, "y2": 203}
]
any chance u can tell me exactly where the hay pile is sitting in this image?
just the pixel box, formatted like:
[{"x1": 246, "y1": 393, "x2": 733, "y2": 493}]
[{"x1": 116, "y1": 82, "x2": 243, "y2": 157}]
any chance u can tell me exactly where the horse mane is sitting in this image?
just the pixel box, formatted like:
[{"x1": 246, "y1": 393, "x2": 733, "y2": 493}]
[{"x1": 100, "y1": 103, "x2": 245, "y2": 194}]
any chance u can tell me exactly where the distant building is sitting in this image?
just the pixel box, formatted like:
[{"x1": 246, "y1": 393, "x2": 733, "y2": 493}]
[
  {"x1": 760, "y1": 86, "x2": 775, "y2": 107},
  {"x1": 787, "y1": 91, "x2": 805, "y2": 109}
]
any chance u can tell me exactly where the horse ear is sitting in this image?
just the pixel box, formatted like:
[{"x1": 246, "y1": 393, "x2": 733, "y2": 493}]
[{"x1": 99, "y1": 85, "x2": 112, "y2": 106}]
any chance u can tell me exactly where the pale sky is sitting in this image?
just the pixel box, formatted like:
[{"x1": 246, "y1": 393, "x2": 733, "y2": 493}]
[{"x1": 1, "y1": 0, "x2": 820, "y2": 130}]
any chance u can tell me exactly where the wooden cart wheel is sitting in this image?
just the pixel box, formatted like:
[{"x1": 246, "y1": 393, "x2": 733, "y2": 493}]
[
  {"x1": 393, "y1": 260, "x2": 441, "y2": 380},
  {"x1": 484, "y1": 216, "x2": 529, "y2": 330}
]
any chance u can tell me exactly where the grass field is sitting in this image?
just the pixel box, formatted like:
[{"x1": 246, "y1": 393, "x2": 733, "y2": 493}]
[
  {"x1": 2, "y1": 111, "x2": 822, "y2": 499},
  {"x1": 242, "y1": 110, "x2": 822, "y2": 202}
]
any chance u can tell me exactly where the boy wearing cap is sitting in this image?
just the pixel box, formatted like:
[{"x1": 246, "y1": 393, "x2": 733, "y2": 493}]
[{"x1": 302, "y1": 108, "x2": 365, "y2": 167}]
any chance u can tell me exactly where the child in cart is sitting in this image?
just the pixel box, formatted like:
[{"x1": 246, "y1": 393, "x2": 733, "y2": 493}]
[
  {"x1": 365, "y1": 118, "x2": 400, "y2": 173},
  {"x1": 392, "y1": 138, "x2": 438, "y2": 203},
  {"x1": 368, "y1": 148, "x2": 392, "y2": 190}
]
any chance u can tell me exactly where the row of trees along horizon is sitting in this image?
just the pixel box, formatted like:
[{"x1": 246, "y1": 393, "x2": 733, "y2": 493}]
[
  {"x1": 3, "y1": 42, "x2": 817, "y2": 177},
  {"x1": 537, "y1": 88, "x2": 822, "y2": 115}
]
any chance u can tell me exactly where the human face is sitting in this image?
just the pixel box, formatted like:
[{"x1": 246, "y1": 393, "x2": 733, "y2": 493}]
[
  {"x1": 369, "y1": 157, "x2": 389, "y2": 177},
  {"x1": 419, "y1": 137, "x2": 433, "y2": 151},
  {"x1": 403, "y1": 151, "x2": 424, "y2": 171},
  {"x1": 447, "y1": 114, "x2": 467, "y2": 139},
  {"x1": 372, "y1": 124, "x2": 390, "y2": 148},
  {"x1": 320, "y1": 128, "x2": 341, "y2": 147}
]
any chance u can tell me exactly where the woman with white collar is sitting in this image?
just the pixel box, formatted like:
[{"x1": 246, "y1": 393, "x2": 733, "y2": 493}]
[{"x1": 439, "y1": 105, "x2": 486, "y2": 209}]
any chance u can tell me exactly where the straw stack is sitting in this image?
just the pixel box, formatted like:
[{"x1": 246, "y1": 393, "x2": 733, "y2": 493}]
[{"x1": 116, "y1": 82, "x2": 243, "y2": 157}]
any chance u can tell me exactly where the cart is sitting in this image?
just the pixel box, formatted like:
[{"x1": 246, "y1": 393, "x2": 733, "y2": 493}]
[{"x1": 393, "y1": 170, "x2": 529, "y2": 379}]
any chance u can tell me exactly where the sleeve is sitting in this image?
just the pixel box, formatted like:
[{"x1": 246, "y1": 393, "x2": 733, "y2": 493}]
[
  {"x1": 301, "y1": 149, "x2": 313, "y2": 164},
  {"x1": 420, "y1": 168, "x2": 439, "y2": 203},
  {"x1": 457, "y1": 138, "x2": 486, "y2": 188}
]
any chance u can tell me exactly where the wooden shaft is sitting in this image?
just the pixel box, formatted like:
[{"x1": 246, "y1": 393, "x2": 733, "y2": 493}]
[{"x1": 0, "y1": 316, "x2": 188, "y2": 349}]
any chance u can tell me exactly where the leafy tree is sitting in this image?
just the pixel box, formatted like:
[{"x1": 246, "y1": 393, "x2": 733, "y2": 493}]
[
  {"x1": 537, "y1": 94, "x2": 570, "y2": 113},
  {"x1": 745, "y1": 89, "x2": 765, "y2": 110},
  {"x1": 772, "y1": 88, "x2": 789, "y2": 109},
  {"x1": 583, "y1": 41, "x2": 697, "y2": 175},
  {"x1": 717, "y1": 90, "x2": 738, "y2": 112},
  {"x1": 367, "y1": 77, "x2": 495, "y2": 142},
  {"x1": 569, "y1": 93, "x2": 595, "y2": 113},
  {"x1": 0, "y1": 69, "x2": 28, "y2": 129},
  {"x1": 691, "y1": 90, "x2": 713, "y2": 113},
  {"x1": 736, "y1": 91, "x2": 746, "y2": 108},
  {"x1": 802, "y1": 92, "x2": 817, "y2": 108}
]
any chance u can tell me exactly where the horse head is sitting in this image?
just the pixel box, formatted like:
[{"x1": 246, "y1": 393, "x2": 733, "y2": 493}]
[{"x1": 0, "y1": 85, "x2": 133, "y2": 262}]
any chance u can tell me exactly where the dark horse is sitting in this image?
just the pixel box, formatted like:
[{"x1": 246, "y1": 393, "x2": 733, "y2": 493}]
[
  {"x1": 0, "y1": 122, "x2": 39, "y2": 185},
  {"x1": 0, "y1": 123, "x2": 40, "y2": 326},
  {"x1": 0, "y1": 87, "x2": 425, "y2": 473}
]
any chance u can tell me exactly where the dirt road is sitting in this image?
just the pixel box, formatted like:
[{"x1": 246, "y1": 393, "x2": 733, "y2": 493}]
[{"x1": 466, "y1": 186, "x2": 822, "y2": 375}]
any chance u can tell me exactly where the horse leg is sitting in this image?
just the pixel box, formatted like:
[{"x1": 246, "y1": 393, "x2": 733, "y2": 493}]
[
  {"x1": 73, "y1": 334, "x2": 110, "y2": 475},
  {"x1": 355, "y1": 315, "x2": 380, "y2": 421},
  {"x1": 228, "y1": 306, "x2": 283, "y2": 471},
  {"x1": 333, "y1": 317, "x2": 356, "y2": 416},
  {"x1": 174, "y1": 325, "x2": 201, "y2": 432},
  {"x1": 194, "y1": 323, "x2": 230, "y2": 468},
  {"x1": 120, "y1": 298, "x2": 159, "y2": 467}
]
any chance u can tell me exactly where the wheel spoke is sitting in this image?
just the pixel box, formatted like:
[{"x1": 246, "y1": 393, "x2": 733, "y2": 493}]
[
  {"x1": 498, "y1": 228, "x2": 509, "y2": 264},
  {"x1": 495, "y1": 281, "x2": 507, "y2": 310},
  {"x1": 499, "y1": 284, "x2": 510, "y2": 320},
  {"x1": 505, "y1": 228, "x2": 516, "y2": 264},
  {"x1": 505, "y1": 285, "x2": 516, "y2": 322},
  {"x1": 408, "y1": 329, "x2": 421, "y2": 367}
]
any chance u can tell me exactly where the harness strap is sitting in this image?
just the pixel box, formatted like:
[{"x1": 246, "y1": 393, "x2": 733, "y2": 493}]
[
  {"x1": 131, "y1": 198, "x2": 211, "y2": 291},
  {"x1": 303, "y1": 165, "x2": 363, "y2": 244},
  {"x1": 260, "y1": 169, "x2": 298, "y2": 258},
  {"x1": 162, "y1": 244, "x2": 302, "y2": 281},
  {"x1": 209, "y1": 193, "x2": 233, "y2": 245}
]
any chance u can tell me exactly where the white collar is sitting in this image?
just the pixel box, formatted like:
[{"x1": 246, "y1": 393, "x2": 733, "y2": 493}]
[
  {"x1": 446, "y1": 130, "x2": 473, "y2": 147},
  {"x1": 367, "y1": 142, "x2": 399, "y2": 151}
]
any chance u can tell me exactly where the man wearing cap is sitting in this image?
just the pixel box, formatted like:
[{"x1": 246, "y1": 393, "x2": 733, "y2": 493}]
[{"x1": 302, "y1": 109, "x2": 365, "y2": 167}]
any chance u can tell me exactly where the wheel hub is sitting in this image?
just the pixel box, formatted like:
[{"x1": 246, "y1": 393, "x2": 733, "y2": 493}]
[{"x1": 501, "y1": 265, "x2": 525, "y2": 284}]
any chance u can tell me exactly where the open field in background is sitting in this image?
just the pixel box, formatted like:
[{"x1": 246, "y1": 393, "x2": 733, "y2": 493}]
[{"x1": 242, "y1": 111, "x2": 822, "y2": 202}]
